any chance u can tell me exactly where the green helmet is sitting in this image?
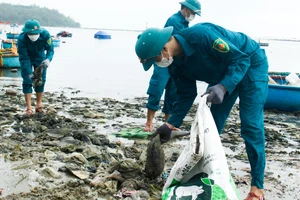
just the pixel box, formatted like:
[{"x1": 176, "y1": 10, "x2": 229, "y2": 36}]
[
  {"x1": 135, "y1": 26, "x2": 173, "y2": 71},
  {"x1": 22, "y1": 19, "x2": 43, "y2": 34},
  {"x1": 180, "y1": 0, "x2": 201, "y2": 16}
]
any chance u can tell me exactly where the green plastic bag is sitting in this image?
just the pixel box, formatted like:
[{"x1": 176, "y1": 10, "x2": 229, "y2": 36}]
[{"x1": 114, "y1": 128, "x2": 153, "y2": 139}]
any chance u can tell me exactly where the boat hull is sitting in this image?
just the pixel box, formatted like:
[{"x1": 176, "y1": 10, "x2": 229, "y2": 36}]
[
  {"x1": 1, "y1": 40, "x2": 16, "y2": 49},
  {"x1": 6, "y1": 33, "x2": 20, "y2": 39},
  {"x1": 94, "y1": 35, "x2": 111, "y2": 39},
  {"x1": 94, "y1": 31, "x2": 111, "y2": 39},
  {"x1": 57, "y1": 31, "x2": 72, "y2": 37},
  {"x1": 0, "y1": 68, "x2": 21, "y2": 78},
  {"x1": 1, "y1": 54, "x2": 20, "y2": 68},
  {"x1": 265, "y1": 72, "x2": 300, "y2": 112},
  {"x1": 2, "y1": 42, "x2": 12, "y2": 49},
  {"x1": 53, "y1": 39, "x2": 61, "y2": 47}
]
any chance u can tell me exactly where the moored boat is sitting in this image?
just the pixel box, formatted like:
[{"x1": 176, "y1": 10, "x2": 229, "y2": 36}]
[
  {"x1": 53, "y1": 39, "x2": 61, "y2": 47},
  {"x1": 57, "y1": 31, "x2": 72, "y2": 37},
  {"x1": 6, "y1": 32, "x2": 20, "y2": 39},
  {"x1": 0, "y1": 53, "x2": 20, "y2": 68},
  {"x1": 258, "y1": 42, "x2": 269, "y2": 47},
  {"x1": 94, "y1": 31, "x2": 111, "y2": 39},
  {"x1": 51, "y1": 36, "x2": 61, "y2": 47},
  {"x1": 257, "y1": 39, "x2": 269, "y2": 47},
  {"x1": 0, "y1": 68, "x2": 21, "y2": 78},
  {"x1": 265, "y1": 72, "x2": 300, "y2": 112},
  {"x1": 1, "y1": 39, "x2": 17, "y2": 49},
  {"x1": 0, "y1": 45, "x2": 20, "y2": 68}
]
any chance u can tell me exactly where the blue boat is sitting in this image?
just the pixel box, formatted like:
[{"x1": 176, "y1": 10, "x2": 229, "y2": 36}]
[
  {"x1": 265, "y1": 72, "x2": 300, "y2": 112},
  {"x1": 0, "y1": 68, "x2": 21, "y2": 78},
  {"x1": 10, "y1": 23, "x2": 19, "y2": 28},
  {"x1": 6, "y1": 32, "x2": 20, "y2": 39},
  {"x1": 52, "y1": 38, "x2": 61, "y2": 47},
  {"x1": 1, "y1": 40, "x2": 17, "y2": 49},
  {"x1": 94, "y1": 31, "x2": 111, "y2": 39},
  {"x1": 0, "y1": 52, "x2": 20, "y2": 68}
]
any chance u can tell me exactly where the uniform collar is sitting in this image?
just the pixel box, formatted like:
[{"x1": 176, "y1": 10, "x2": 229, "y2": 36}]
[{"x1": 173, "y1": 34, "x2": 194, "y2": 56}]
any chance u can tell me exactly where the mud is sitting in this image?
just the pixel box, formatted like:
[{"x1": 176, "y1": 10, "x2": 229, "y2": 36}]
[{"x1": 0, "y1": 85, "x2": 299, "y2": 200}]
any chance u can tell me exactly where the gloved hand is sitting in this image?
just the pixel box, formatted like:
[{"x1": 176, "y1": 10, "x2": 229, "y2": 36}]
[
  {"x1": 29, "y1": 74, "x2": 34, "y2": 81},
  {"x1": 152, "y1": 123, "x2": 173, "y2": 143},
  {"x1": 202, "y1": 84, "x2": 227, "y2": 104},
  {"x1": 41, "y1": 59, "x2": 50, "y2": 68}
]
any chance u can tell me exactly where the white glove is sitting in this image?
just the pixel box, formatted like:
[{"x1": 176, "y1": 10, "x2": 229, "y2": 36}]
[{"x1": 41, "y1": 59, "x2": 50, "y2": 68}]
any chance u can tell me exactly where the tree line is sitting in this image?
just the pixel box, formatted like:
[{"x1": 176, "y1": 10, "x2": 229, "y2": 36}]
[{"x1": 0, "y1": 3, "x2": 80, "y2": 28}]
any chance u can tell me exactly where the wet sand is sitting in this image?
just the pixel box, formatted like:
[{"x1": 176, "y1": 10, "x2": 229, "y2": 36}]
[{"x1": 0, "y1": 84, "x2": 299, "y2": 200}]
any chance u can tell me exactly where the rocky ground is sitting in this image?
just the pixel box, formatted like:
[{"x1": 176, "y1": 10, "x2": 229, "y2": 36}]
[{"x1": 0, "y1": 84, "x2": 299, "y2": 200}]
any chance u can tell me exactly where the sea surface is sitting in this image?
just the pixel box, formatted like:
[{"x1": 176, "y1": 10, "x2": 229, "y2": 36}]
[{"x1": 0, "y1": 26, "x2": 299, "y2": 100}]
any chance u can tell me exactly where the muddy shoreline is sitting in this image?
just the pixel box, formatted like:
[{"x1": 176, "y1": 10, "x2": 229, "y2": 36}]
[{"x1": 0, "y1": 84, "x2": 299, "y2": 200}]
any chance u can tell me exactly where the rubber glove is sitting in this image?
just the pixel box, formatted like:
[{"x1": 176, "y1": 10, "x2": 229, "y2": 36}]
[
  {"x1": 152, "y1": 123, "x2": 173, "y2": 143},
  {"x1": 202, "y1": 84, "x2": 227, "y2": 104},
  {"x1": 29, "y1": 74, "x2": 34, "y2": 81},
  {"x1": 41, "y1": 59, "x2": 50, "y2": 68}
]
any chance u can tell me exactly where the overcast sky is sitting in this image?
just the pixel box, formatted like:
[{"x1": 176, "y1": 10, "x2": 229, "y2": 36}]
[{"x1": 1, "y1": 0, "x2": 299, "y2": 38}]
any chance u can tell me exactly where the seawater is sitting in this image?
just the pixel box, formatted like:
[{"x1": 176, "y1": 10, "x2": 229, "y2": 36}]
[{"x1": 0, "y1": 26, "x2": 299, "y2": 100}]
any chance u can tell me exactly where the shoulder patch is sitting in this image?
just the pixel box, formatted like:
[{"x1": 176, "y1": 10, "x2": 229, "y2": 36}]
[
  {"x1": 213, "y1": 38, "x2": 229, "y2": 53},
  {"x1": 47, "y1": 38, "x2": 52, "y2": 45}
]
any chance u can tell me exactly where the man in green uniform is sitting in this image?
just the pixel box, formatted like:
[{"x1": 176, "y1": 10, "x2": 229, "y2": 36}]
[
  {"x1": 135, "y1": 23, "x2": 268, "y2": 200},
  {"x1": 144, "y1": 0, "x2": 201, "y2": 132},
  {"x1": 18, "y1": 19, "x2": 54, "y2": 116}
]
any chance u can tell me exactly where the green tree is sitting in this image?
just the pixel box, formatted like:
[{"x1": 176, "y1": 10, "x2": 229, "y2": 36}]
[{"x1": 0, "y1": 3, "x2": 80, "y2": 28}]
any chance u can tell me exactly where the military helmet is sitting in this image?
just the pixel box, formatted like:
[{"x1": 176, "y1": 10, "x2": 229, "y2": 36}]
[
  {"x1": 22, "y1": 19, "x2": 43, "y2": 34},
  {"x1": 180, "y1": 0, "x2": 201, "y2": 16},
  {"x1": 135, "y1": 26, "x2": 173, "y2": 71}
]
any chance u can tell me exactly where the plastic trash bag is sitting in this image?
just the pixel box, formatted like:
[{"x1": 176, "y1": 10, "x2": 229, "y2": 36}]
[{"x1": 162, "y1": 96, "x2": 241, "y2": 200}]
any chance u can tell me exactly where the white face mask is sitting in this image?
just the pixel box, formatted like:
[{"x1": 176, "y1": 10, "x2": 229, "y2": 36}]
[
  {"x1": 28, "y1": 34, "x2": 40, "y2": 42},
  {"x1": 155, "y1": 50, "x2": 174, "y2": 68},
  {"x1": 185, "y1": 14, "x2": 195, "y2": 22}
]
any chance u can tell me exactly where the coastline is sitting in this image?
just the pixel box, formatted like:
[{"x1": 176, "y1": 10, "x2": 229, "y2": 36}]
[{"x1": 0, "y1": 84, "x2": 299, "y2": 200}]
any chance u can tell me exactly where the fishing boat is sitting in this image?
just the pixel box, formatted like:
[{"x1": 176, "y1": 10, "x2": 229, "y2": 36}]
[
  {"x1": 53, "y1": 38, "x2": 61, "y2": 47},
  {"x1": 56, "y1": 31, "x2": 72, "y2": 37},
  {"x1": 10, "y1": 23, "x2": 19, "y2": 28},
  {"x1": 0, "y1": 53, "x2": 20, "y2": 68},
  {"x1": 1, "y1": 39, "x2": 16, "y2": 49},
  {"x1": 0, "y1": 45, "x2": 20, "y2": 68},
  {"x1": 51, "y1": 36, "x2": 61, "y2": 47},
  {"x1": 94, "y1": 31, "x2": 111, "y2": 39},
  {"x1": 265, "y1": 72, "x2": 300, "y2": 112},
  {"x1": 258, "y1": 42, "x2": 269, "y2": 47},
  {"x1": 6, "y1": 32, "x2": 20, "y2": 39},
  {"x1": 0, "y1": 68, "x2": 21, "y2": 78},
  {"x1": 257, "y1": 39, "x2": 269, "y2": 47}
]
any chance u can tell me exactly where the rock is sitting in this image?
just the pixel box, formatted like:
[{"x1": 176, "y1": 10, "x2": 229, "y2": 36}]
[
  {"x1": 5, "y1": 89, "x2": 17, "y2": 96},
  {"x1": 145, "y1": 134, "x2": 165, "y2": 178},
  {"x1": 131, "y1": 190, "x2": 150, "y2": 200},
  {"x1": 41, "y1": 167, "x2": 62, "y2": 178},
  {"x1": 66, "y1": 152, "x2": 88, "y2": 165},
  {"x1": 69, "y1": 170, "x2": 90, "y2": 180}
]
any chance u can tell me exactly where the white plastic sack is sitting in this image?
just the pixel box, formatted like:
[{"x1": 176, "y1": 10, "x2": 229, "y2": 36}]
[{"x1": 162, "y1": 96, "x2": 241, "y2": 200}]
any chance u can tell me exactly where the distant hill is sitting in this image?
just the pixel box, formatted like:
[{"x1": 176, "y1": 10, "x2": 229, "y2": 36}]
[{"x1": 0, "y1": 3, "x2": 80, "y2": 28}]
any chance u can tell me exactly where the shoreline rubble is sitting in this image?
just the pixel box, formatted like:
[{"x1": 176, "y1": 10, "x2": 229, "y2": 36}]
[{"x1": 0, "y1": 85, "x2": 299, "y2": 200}]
